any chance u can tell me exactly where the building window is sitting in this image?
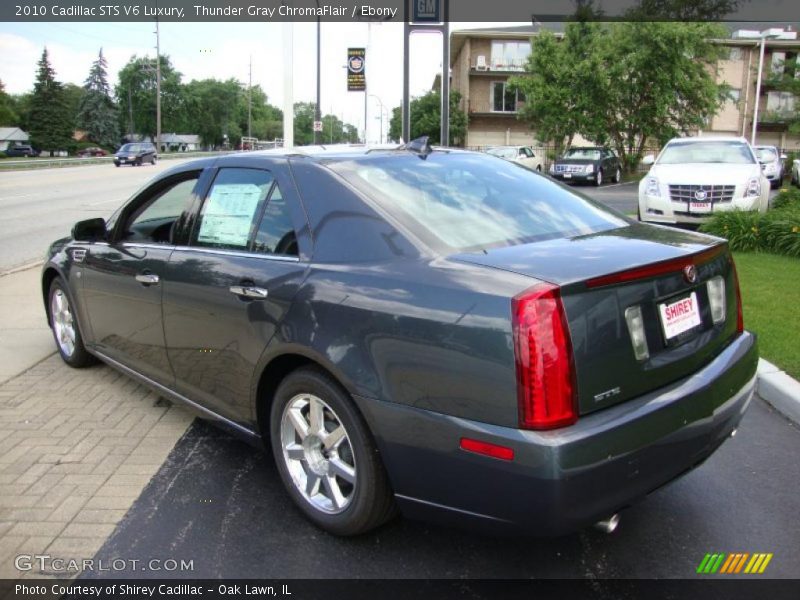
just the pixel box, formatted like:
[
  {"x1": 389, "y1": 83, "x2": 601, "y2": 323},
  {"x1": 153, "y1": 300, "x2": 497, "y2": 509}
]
[
  {"x1": 490, "y1": 41, "x2": 530, "y2": 71},
  {"x1": 728, "y1": 47, "x2": 743, "y2": 61},
  {"x1": 770, "y1": 52, "x2": 786, "y2": 77},
  {"x1": 766, "y1": 91, "x2": 795, "y2": 114},
  {"x1": 492, "y1": 82, "x2": 525, "y2": 112}
]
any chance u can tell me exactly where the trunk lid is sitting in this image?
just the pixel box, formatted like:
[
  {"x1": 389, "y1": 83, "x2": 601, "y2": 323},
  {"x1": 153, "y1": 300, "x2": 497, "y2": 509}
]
[{"x1": 453, "y1": 224, "x2": 741, "y2": 415}]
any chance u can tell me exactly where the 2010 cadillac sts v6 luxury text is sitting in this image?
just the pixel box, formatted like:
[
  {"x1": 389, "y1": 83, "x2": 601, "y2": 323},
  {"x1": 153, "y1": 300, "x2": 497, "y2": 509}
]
[{"x1": 42, "y1": 143, "x2": 758, "y2": 536}]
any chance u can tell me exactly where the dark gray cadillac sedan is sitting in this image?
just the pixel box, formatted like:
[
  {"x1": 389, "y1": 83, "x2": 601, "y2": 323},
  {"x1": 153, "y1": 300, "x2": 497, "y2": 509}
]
[{"x1": 42, "y1": 144, "x2": 758, "y2": 536}]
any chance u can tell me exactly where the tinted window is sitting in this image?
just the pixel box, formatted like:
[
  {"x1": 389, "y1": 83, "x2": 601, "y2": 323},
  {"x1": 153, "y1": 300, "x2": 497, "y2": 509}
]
[
  {"x1": 252, "y1": 186, "x2": 298, "y2": 256},
  {"x1": 329, "y1": 153, "x2": 627, "y2": 252},
  {"x1": 124, "y1": 176, "x2": 199, "y2": 243},
  {"x1": 564, "y1": 148, "x2": 601, "y2": 160},
  {"x1": 195, "y1": 168, "x2": 274, "y2": 250}
]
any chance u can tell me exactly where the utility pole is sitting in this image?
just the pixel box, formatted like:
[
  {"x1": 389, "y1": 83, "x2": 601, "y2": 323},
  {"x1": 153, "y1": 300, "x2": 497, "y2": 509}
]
[
  {"x1": 313, "y1": 1, "x2": 321, "y2": 145},
  {"x1": 127, "y1": 87, "x2": 134, "y2": 139},
  {"x1": 154, "y1": 18, "x2": 161, "y2": 153},
  {"x1": 364, "y1": 22, "x2": 371, "y2": 143},
  {"x1": 248, "y1": 55, "x2": 252, "y2": 139}
]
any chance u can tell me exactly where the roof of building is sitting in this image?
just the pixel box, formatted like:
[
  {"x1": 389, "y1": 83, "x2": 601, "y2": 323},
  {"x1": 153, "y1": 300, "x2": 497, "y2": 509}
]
[{"x1": 0, "y1": 127, "x2": 29, "y2": 142}]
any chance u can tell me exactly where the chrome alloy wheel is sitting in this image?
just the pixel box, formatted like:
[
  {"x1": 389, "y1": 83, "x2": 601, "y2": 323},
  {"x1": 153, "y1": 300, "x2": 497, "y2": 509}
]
[
  {"x1": 50, "y1": 288, "x2": 76, "y2": 358},
  {"x1": 280, "y1": 393, "x2": 357, "y2": 514}
]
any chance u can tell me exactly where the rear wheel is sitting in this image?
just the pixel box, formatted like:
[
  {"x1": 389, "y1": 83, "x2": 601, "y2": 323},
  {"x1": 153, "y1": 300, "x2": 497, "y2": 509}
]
[
  {"x1": 595, "y1": 168, "x2": 603, "y2": 186},
  {"x1": 48, "y1": 278, "x2": 95, "y2": 368},
  {"x1": 613, "y1": 167, "x2": 621, "y2": 183},
  {"x1": 270, "y1": 367, "x2": 396, "y2": 536}
]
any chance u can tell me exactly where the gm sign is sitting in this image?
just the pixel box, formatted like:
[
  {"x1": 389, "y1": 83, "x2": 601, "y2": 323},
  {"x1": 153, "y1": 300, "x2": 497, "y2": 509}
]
[{"x1": 412, "y1": 0, "x2": 440, "y2": 23}]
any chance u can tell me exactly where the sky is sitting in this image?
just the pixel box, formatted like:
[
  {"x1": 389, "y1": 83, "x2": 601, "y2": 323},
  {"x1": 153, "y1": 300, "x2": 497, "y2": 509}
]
[{"x1": 0, "y1": 21, "x2": 519, "y2": 143}]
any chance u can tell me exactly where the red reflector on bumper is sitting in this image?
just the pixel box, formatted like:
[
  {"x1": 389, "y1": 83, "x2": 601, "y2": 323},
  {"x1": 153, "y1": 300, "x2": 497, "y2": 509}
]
[{"x1": 459, "y1": 438, "x2": 515, "y2": 461}]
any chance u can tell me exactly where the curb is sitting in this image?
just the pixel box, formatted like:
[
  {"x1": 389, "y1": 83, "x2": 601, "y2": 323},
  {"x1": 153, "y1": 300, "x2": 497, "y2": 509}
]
[
  {"x1": 0, "y1": 260, "x2": 44, "y2": 278},
  {"x1": 757, "y1": 358, "x2": 800, "y2": 426}
]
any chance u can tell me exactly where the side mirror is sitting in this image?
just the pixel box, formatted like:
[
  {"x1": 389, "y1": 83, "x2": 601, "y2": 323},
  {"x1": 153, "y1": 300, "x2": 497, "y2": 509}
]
[
  {"x1": 641, "y1": 154, "x2": 655, "y2": 166},
  {"x1": 72, "y1": 218, "x2": 107, "y2": 242}
]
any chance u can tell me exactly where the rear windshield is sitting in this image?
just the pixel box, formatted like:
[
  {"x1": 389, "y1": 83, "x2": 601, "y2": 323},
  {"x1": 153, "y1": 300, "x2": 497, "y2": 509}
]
[
  {"x1": 563, "y1": 148, "x2": 601, "y2": 160},
  {"x1": 658, "y1": 141, "x2": 755, "y2": 164},
  {"x1": 119, "y1": 144, "x2": 150, "y2": 153},
  {"x1": 328, "y1": 153, "x2": 627, "y2": 252}
]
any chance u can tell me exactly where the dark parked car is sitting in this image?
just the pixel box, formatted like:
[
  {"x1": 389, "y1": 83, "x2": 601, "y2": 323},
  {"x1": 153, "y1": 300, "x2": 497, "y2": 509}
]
[
  {"x1": 42, "y1": 145, "x2": 757, "y2": 537},
  {"x1": 549, "y1": 146, "x2": 622, "y2": 186},
  {"x1": 77, "y1": 146, "x2": 108, "y2": 158},
  {"x1": 114, "y1": 142, "x2": 157, "y2": 167},
  {"x1": 5, "y1": 144, "x2": 39, "y2": 157}
]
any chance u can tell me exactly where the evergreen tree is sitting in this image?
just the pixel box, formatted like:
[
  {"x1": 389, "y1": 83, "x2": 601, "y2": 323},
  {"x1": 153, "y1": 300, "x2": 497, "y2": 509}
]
[
  {"x1": 77, "y1": 49, "x2": 119, "y2": 148},
  {"x1": 28, "y1": 48, "x2": 73, "y2": 152},
  {"x1": 0, "y1": 79, "x2": 18, "y2": 126}
]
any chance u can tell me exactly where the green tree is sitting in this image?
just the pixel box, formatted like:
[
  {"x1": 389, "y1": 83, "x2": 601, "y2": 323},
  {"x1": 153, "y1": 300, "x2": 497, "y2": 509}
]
[
  {"x1": 511, "y1": 21, "x2": 729, "y2": 170},
  {"x1": 77, "y1": 49, "x2": 120, "y2": 148},
  {"x1": 388, "y1": 90, "x2": 467, "y2": 145},
  {"x1": 183, "y1": 78, "x2": 241, "y2": 148},
  {"x1": 237, "y1": 85, "x2": 283, "y2": 142},
  {"x1": 293, "y1": 102, "x2": 315, "y2": 145},
  {"x1": 27, "y1": 48, "x2": 74, "y2": 152},
  {"x1": 0, "y1": 80, "x2": 18, "y2": 126},
  {"x1": 115, "y1": 55, "x2": 186, "y2": 141},
  {"x1": 764, "y1": 55, "x2": 800, "y2": 134}
]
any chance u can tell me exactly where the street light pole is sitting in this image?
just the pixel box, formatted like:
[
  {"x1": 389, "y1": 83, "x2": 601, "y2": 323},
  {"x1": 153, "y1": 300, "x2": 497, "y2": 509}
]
[
  {"x1": 155, "y1": 18, "x2": 161, "y2": 153},
  {"x1": 751, "y1": 30, "x2": 782, "y2": 145},
  {"x1": 368, "y1": 94, "x2": 388, "y2": 144},
  {"x1": 314, "y1": 1, "x2": 321, "y2": 145},
  {"x1": 751, "y1": 34, "x2": 768, "y2": 145}
]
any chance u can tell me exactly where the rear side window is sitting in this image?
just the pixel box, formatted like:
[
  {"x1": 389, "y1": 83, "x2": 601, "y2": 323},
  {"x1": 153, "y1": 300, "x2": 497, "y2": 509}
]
[
  {"x1": 193, "y1": 167, "x2": 297, "y2": 256},
  {"x1": 329, "y1": 153, "x2": 626, "y2": 252},
  {"x1": 195, "y1": 168, "x2": 275, "y2": 250}
]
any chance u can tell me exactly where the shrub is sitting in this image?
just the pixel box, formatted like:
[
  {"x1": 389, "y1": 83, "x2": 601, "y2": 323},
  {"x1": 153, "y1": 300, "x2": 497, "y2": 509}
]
[
  {"x1": 771, "y1": 186, "x2": 800, "y2": 210},
  {"x1": 700, "y1": 196, "x2": 800, "y2": 258}
]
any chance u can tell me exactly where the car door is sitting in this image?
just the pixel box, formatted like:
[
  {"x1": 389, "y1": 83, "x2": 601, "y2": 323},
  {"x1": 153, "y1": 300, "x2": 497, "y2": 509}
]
[
  {"x1": 80, "y1": 169, "x2": 205, "y2": 386},
  {"x1": 163, "y1": 163, "x2": 309, "y2": 426}
]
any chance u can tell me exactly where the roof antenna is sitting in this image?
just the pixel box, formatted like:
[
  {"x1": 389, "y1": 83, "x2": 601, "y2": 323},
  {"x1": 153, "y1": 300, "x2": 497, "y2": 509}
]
[{"x1": 401, "y1": 136, "x2": 432, "y2": 159}]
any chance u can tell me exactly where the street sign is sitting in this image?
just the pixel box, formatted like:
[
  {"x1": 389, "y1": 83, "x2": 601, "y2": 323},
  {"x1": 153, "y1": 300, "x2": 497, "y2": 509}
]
[
  {"x1": 313, "y1": 121, "x2": 323, "y2": 132},
  {"x1": 347, "y1": 48, "x2": 366, "y2": 92},
  {"x1": 412, "y1": 0, "x2": 440, "y2": 23}
]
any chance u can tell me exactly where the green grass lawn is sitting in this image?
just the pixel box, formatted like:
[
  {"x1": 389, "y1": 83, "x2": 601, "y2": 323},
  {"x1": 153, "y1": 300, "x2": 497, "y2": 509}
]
[{"x1": 733, "y1": 252, "x2": 800, "y2": 379}]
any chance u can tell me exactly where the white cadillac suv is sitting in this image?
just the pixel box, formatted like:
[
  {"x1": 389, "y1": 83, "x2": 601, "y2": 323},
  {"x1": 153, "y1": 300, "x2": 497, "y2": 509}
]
[{"x1": 638, "y1": 136, "x2": 769, "y2": 225}]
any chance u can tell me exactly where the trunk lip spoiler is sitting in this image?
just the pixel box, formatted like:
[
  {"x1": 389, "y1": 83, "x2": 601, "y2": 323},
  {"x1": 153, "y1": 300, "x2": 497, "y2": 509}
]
[{"x1": 585, "y1": 244, "x2": 728, "y2": 289}]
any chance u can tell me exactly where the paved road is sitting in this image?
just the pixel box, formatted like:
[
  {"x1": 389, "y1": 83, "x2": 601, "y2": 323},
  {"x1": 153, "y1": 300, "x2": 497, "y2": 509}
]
[
  {"x1": 0, "y1": 160, "x2": 194, "y2": 272},
  {"x1": 92, "y1": 395, "x2": 800, "y2": 578}
]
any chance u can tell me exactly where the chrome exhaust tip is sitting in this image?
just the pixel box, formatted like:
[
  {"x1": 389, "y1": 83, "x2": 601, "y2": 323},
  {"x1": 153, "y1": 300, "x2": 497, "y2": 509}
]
[{"x1": 594, "y1": 513, "x2": 620, "y2": 534}]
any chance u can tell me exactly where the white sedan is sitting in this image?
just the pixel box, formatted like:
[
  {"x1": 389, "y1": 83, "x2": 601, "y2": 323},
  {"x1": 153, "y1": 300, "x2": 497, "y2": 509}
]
[
  {"x1": 485, "y1": 146, "x2": 544, "y2": 172},
  {"x1": 638, "y1": 136, "x2": 769, "y2": 225}
]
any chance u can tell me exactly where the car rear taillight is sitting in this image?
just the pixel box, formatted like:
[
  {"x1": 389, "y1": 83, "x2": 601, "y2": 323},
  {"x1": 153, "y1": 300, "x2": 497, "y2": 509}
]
[
  {"x1": 512, "y1": 283, "x2": 577, "y2": 430},
  {"x1": 730, "y1": 257, "x2": 744, "y2": 334}
]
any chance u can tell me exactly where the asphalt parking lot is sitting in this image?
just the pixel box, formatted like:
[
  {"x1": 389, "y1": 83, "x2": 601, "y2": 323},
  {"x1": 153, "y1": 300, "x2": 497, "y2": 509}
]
[
  {"x1": 1, "y1": 163, "x2": 798, "y2": 581},
  {"x1": 91, "y1": 397, "x2": 800, "y2": 578}
]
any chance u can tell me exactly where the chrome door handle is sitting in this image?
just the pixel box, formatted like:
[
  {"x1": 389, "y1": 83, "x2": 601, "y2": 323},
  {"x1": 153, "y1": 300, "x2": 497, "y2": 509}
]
[
  {"x1": 229, "y1": 285, "x2": 268, "y2": 299},
  {"x1": 135, "y1": 273, "x2": 160, "y2": 285}
]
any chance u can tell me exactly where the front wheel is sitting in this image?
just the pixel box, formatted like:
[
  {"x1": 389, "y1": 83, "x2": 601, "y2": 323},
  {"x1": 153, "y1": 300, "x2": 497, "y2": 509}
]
[
  {"x1": 48, "y1": 278, "x2": 95, "y2": 368},
  {"x1": 613, "y1": 168, "x2": 621, "y2": 183},
  {"x1": 270, "y1": 367, "x2": 396, "y2": 536},
  {"x1": 595, "y1": 168, "x2": 603, "y2": 186}
]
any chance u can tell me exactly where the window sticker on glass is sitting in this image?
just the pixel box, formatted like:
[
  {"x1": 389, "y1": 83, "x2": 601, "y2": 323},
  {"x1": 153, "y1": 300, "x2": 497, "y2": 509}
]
[{"x1": 197, "y1": 183, "x2": 265, "y2": 248}]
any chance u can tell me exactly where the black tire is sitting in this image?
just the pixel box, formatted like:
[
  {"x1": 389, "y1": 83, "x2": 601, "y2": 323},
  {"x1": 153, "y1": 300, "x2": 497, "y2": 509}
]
[
  {"x1": 594, "y1": 168, "x2": 603, "y2": 186},
  {"x1": 114, "y1": 163, "x2": 120, "y2": 168},
  {"x1": 48, "y1": 278, "x2": 96, "y2": 368},
  {"x1": 536, "y1": 165, "x2": 542, "y2": 172},
  {"x1": 613, "y1": 167, "x2": 621, "y2": 183},
  {"x1": 270, "y1": 366, "x2": 396, "y2": 536}
]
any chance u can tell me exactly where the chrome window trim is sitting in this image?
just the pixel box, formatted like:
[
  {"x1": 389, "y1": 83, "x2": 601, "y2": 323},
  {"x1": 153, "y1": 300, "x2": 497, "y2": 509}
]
[{"x1": 172, "y1": 245, "x2": 302, "y2": 263}]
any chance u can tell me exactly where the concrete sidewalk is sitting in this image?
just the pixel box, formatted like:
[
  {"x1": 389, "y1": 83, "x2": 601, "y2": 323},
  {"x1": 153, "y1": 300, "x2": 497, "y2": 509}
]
[
  {"x1": 0, "y1": 267, "x2": 193, "y2": 580},
  {"x1": 0, "y1": 267, "x2": 54, "y2": 385}
]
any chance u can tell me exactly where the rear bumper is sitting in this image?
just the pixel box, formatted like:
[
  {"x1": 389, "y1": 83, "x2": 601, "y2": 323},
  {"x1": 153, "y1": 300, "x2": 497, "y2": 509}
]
[{"x1": 357, "y1": 331, "x2": 757, "y2": 536}]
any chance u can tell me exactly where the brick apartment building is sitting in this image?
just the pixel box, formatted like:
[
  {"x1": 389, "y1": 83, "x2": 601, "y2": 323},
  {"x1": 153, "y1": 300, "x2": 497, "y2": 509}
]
[{"x1": 447, "y1": 24, "x2": 800, "y2": 150}]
